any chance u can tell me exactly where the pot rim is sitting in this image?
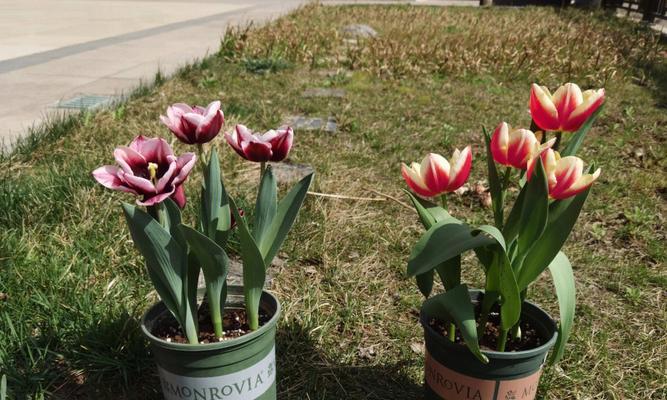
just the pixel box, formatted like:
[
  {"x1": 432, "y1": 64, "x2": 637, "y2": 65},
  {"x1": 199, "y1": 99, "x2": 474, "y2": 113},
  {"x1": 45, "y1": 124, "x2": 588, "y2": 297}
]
[
  {"x1": 140, "y1": 286, "x2": 281, "y2": 352},
  {"x1": 420, "y1": 289, "x2": 558, "y2": 360}
]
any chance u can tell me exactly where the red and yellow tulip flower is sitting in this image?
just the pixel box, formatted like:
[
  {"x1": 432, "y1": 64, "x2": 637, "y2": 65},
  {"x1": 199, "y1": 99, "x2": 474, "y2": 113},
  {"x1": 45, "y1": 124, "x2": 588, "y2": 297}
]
[
  {"x1": 401, "y1": 147, "x2": 472, "y2": 198},
  {"x1": 530, "y1": 83, "x2": 605, "y2": 133},
  {"x1": 490, "y1": 122, "x2": 555, "y2": 170},
  {"x1": 527, "y1": 148, "x2": 601, "y2": 200}
]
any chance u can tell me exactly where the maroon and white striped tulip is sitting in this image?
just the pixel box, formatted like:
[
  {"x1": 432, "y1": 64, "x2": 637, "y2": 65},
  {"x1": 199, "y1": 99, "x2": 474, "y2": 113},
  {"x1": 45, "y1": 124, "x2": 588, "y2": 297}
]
[
  {"x1": 225, "y1": 124, "x2": 293, "y2": 163},
  {"x1": 160, "y1": 101, "x2": 224, "y2": 144},
  {"x1": 526, "y1": 148, "x2": 601, "y2": 200},
  {"x1": 92, "y1": 136, "x2": 196, "y2": 208},
  {"x1": 401, "y1": 147, "x2": 472, "y2": 198},
  {"x1": 530, "y1": 83, "x2": 605, "y2": 133},
  {"x1": 490, "y1": 122, "x2": 555, "y2": 170}
]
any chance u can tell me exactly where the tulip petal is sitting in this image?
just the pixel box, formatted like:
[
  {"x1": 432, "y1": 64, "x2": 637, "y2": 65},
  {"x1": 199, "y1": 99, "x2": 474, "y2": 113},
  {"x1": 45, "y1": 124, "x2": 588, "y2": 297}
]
[
  {"x1": 490, "y1": 122, "x2": 510, "y2": 166},
  {"x1": 552, "y1": 168, "x2": 600, "y2": 199},
  {"x1": 92, "y1": 166, "x2": 138, "y2": 194},
  {"x1": 422, "y1": 153, "x2": 450, "y2": 194},
  {"x1": 171, "y1": 185, "x2": 187, "y2": 208},
  {"x1": 267, "y1": 126, "x2": 293, "y2": 162},
  {"x1": 241, "y1": 140, "x2": 273, "y2": 162},
  {"x1": 114, "y1": 146, "x2": 146, "y2": 174},
  {"x1": 155, "y1": 160, "x2": 177, "y2": 193},
  {"x1": 561, "y1": 88, "x2": 605, "y2": 132},
  {"x1": 137, "y1": 190, "x2": 174, "y2": 207},
  {"x1": 550, "y1": 156, "x2": 583, "y2": 198},
  {"x1": 119, "y1": 171, "x2": 155, "y2": 194},
  {"x1": 552, "y1": 83, "x2": 583, "y2": 126},
  {"x1": 225, "y1": 131, "x2": 246, "y2": 157},
  {"x1": 447, "y1": 146, "x2": 472, "y2": 191},
  {"x1": 530, "y1": 84, "x2": 559, "y2": 131},
  {"x1": 401, "y1": 163, "x2": 436, "y2": 197},
  {"x1": 173, "y1": 152, "x2": 196, "y2": 185}
]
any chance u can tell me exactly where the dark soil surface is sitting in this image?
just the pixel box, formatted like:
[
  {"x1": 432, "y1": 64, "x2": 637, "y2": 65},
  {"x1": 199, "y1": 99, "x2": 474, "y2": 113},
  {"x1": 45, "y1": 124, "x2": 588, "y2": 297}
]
[
  {"x1": 153, "y1": 301, "x2": 271, "y2": 344},
  {"x1": 429, "y1": 308, "x2": 544, "y2": 352}
]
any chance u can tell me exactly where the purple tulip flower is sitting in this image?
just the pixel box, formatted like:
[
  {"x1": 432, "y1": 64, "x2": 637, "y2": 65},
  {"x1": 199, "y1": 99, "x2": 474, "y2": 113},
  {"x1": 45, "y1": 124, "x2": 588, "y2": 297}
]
[
  {"x1": 225, "y1": 124, "x2": 293, "y2": 163},
  {"x1": 92, "y1": 136, "x2": 196, "y2": 208},
  {"x1": 160, "y1": 101, "x2": 224, "y2": 144}
]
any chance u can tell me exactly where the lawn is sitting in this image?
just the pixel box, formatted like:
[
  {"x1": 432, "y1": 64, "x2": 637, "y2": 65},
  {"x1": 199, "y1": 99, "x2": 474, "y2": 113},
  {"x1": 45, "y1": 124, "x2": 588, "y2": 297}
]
[{"x1": 1, "y1": 3, "x2": 665, "y2": 399}]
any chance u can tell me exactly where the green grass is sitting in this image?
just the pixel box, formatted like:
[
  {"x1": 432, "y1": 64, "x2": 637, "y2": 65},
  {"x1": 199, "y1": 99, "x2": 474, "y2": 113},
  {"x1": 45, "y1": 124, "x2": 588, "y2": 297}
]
[{"x1": 1, "y1": 4, "x2": 666, "y2": 399}]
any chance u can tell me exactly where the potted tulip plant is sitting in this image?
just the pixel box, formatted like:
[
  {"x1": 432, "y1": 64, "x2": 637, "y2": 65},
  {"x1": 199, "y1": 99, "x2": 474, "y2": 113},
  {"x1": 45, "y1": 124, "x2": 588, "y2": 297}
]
[
  {"x1": 93, "y1": 100, "x2": 312, "y2": 400},
  {"x1": 402, "y1": 83, "x2": 604, "y2": 400}
]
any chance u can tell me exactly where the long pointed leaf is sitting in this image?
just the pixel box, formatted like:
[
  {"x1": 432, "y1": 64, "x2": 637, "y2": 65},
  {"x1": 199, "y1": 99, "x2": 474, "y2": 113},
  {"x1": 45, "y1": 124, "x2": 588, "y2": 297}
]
[
  {"x1": 405, "y1": 191, "x2": 461, "y2": 296},
  {"x1": 179, "y1": 225, "x2": 230, "y2": 336},
  {"x1": 422, "y1": 285, "x2": 488, "y2": 364},
  {"x1": 202, "y1": 150, "x2": 232, "y2": 247},
  {"x1": 229, "y1": 197, "x2": 266, "y2": 330},
  {"x1": 517, "y1": 187, "x2": 591, "y2": 290},
  {"x1": 122, "y1": 203, "x2": 186, "y2": 330},
  {"x1": 548, "y1": 252, "x2": 576, "y2": 365},
  {"x1": 517, "y1": 158, "x2": 549, "y2": 257},
  {"x1": 254, "y1": 166, "x2": 277, "y2": 244},
  {"x1": 408, "y1": 222, "x2": 495, "y2": 277},
  {"x1": 502, "y1": 185, "x2": 526, "y2": 244},
  {"x1": 560, "y1": 104, "x2": 605, "y2": 157},
  {"x1": 259, "y1": 172, "x2": 314, "y2": 266}
]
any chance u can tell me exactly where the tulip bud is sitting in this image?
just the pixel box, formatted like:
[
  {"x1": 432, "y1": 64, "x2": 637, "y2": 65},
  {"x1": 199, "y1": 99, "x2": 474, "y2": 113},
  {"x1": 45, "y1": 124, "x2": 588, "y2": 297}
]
[
  {"x1": 160, "y1": 101, "x2": 224, "y2": 144},
  {"x1": 225, "y1": 125, "x2": 294, "y2": 163},
  {"x1": 490, "y1": 122, "x2": 555, "y2": 170},
  {"x1": 529, "y1": 83, "x2": 604, "y2": 133},
  {"x1": 526, "y1": 148, "x2": 601, "y2": 200},
  {"x1": 401, "y1": 147, "x2": 472, "y2": 198}
]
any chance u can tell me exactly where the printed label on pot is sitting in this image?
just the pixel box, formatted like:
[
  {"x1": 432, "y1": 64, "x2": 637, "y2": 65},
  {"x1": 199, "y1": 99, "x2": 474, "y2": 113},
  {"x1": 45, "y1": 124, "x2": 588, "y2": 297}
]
[
  {"x1": 425, "y1": 351, "x2": 543, "y2": 400},
  {"x1": 496, "y1": 370, "x2": 542, "y2": 400},
  {"x1": 158, "y1": 346, "x2": 275, "y2": 400},
  {"x1": 425, "y1": 351, "x2": 496, "y2": 400}
]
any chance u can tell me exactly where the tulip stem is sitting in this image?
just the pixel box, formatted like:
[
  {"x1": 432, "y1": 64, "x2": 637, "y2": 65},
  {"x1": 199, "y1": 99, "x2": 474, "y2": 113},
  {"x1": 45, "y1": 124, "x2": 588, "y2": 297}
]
[
  {"x1": 260, "y1": 161, "x2": 266, "y2": 181},
  {"x1": 553, "y1": 131, "x2": 563, "y2": 151},
  {"x1": 440, "y1": 195, "x2": 448, "y2": 211},
  {"x1": 497, "y1": 328, "x2": 509, "y2": 352}
]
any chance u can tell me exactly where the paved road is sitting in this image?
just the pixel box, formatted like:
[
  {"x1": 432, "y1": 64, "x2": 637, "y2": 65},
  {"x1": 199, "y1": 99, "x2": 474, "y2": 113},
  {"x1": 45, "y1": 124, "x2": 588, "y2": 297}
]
[{"x1": 0, "y1": 0, "x2": 305, "y2": 149}]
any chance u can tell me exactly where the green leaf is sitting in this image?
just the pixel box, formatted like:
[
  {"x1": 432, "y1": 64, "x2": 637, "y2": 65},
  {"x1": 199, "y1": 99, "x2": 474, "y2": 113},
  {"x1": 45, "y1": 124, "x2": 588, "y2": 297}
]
[
  {"x1": 436, "y1": 255, "x2": 461, "y2": 291},
  {"x1": 560, "y1": 104, "x2": 605, "y2": 157},
  {"x1": 516, "y1": 187, "x2": 591, "y2": 290},
  {"x1": 404, "y1": 190, "x2": 456, "y2": 228},
  {"x1": 405, "y1": 190, "x2": 461, "y2": 296},
  {"x1": 416, "y1": 268, "x2": 434, "y2": 298},
  {"x1": 179, "y1": 225, "x2": 230, "y2": 337},
  {"x1": 254, "y1": 166, "x2": 277, "y2": 245},
  {"x1": 422, "y1": 285, "x2": 488, "y2": 364},
  {"x1": 163, "y1": 198, "x2": 185, "y2": 247},
  {"x1": 517, "y1": 158, "x2": 549, "y2": 257},
  {"x1": 484, "y1": 127, "x2": 504, "y2": 228},
  {"x1": 486, "y1": 250, "x2": 521, "y2": 331},
  {"x1": 502, "y1": 185, "x2": 526, "y2": 244},
  {"x1": 202, "y1": 149, "x2": 232, "y2": 246},
  {"x1": 122, "y1": 203, "x2": 189, "y2": 336},
  {"x1": 548, "y1": 252, "x2": 576, "y2": 365},
  {"x1": 1, "y1": 374, "x2": 6, "y2": 400},
  {"x1": 258, "y1": 172, "x2": 314, "y2": 266},
  {"x1": 229, "y1": 197, "x2": 266, "y2": 330},
  {"x1": 473, "y1": 226, "x2": 520, "y2": 331},
  {"x1": 408, "y1": 222, "x2": 495, "y2": 277}
]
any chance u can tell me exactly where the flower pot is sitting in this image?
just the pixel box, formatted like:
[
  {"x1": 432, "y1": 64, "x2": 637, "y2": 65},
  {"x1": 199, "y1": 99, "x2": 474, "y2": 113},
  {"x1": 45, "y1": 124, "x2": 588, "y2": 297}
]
[
  {"x1": 141, "y1": 285, "x2": 280, "y2": 400},
  {"x1": 420, "y1": 290, "x2": 557, "y2": 400}
]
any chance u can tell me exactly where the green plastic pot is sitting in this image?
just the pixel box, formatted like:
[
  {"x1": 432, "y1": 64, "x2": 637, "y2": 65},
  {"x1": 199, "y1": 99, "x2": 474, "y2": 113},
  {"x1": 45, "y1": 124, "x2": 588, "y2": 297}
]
[
  {"x1": 141, "y1": 285, "x2": 280, "y2": 400},
  {"x1": 420, "y1": 290, "x2": 557, "y2": 400}
]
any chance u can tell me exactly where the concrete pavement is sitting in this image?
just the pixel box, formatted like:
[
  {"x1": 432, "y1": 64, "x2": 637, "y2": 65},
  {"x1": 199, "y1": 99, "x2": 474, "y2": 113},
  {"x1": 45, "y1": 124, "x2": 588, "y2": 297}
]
[{"x1": 0, "y1": 0, "x2": 304, "y2": 148}]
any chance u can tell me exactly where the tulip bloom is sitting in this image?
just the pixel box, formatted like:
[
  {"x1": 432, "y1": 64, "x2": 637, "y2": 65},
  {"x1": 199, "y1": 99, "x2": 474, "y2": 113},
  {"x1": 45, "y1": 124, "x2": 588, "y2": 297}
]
[
  {"x1": 526, "y1": 148, "x2": 601, "y2": 200},
  {"x1": 490, "y1": 122, "x2": 555, "y2": 170},
  {"x1": 225, "y1": 124, "x2": 293, "y2": 163},
  {"x1": 160, "y1": 101, "x2": 224, "y2": 144},
  {"x1": 92, "y1": 136, "x2": 196, "y2": 208},
  {"x1": 530, "y1": 83, "x2": 605, "y2": 133},
  {"x1": 401, "y1": 147, "x2": 472, "y2": 198}
]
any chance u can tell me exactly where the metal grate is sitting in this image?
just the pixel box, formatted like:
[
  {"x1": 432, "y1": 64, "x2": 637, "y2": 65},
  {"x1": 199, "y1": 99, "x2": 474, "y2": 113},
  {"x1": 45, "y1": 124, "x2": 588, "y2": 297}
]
[{"x1": 56, "y1": 95, "x2": 118, "y2": 110}]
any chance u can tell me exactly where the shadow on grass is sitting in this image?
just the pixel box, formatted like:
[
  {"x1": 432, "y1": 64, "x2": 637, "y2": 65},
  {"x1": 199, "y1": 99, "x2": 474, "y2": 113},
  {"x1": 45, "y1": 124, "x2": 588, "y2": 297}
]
[{"x1": 277, "y1": 323, "x2": 423, "y2": 400}]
